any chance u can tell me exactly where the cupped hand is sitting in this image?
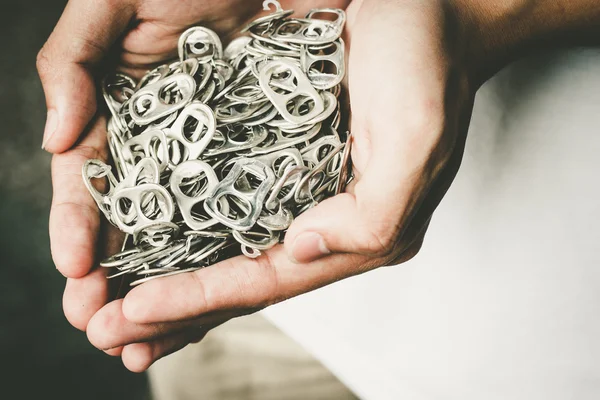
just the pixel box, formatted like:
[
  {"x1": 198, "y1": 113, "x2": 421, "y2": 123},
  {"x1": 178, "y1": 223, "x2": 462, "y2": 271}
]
[
  {"x1": 80, "y1": 0, "x2": 482, "y2": 372},
  {"x1": 38, "y1": 0, "x2": 348, "y2": 152},
  {"x1": 39, "y1": 0, "x2": 348, "y2": 359}
]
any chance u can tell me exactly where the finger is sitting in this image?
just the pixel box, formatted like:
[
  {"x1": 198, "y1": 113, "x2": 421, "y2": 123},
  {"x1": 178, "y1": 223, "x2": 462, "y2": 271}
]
[
  {"x1": 37, "y1": 0, "x2": 135, "y2": 152},
  {"x1": 87, "y1": 299, "x2": 185, "y2": 350},
  {"x1": 121, "y1": 332, "x2": 192, "y2": 373},
  {"x1": 87, "y1": 299, "x2": 238, "y2": 350},
  {"x1": 120, "y1": 322, "x2": 223, "y2": 373},
  {"x1": 49, "y1": 116, "x2": 110, "y2": 278},
  {"x1": 118, "y1": 50, "x2": 178, "y2": 79},
  {"x1": 282, "y1": 0, "x2": 352, "y2": 18},
  {"x1": 122, "y1": 245, "x2": 371, "y2": 324},
  {"x1": 62, "y1": 267, "x2": 110, "y2": 331},
  {"x1": 119, "y1": 22, "x2": 182, "y2": 75}
]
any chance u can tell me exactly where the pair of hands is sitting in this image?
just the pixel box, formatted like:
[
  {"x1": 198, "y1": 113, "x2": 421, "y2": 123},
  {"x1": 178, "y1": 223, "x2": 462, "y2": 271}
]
[{"x1": 39, "y1": 0, "x2": 477, "y2": 372}]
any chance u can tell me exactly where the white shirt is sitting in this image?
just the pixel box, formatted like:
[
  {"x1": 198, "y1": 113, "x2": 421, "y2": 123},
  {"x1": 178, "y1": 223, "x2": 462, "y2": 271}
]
[{"x1": 264, "y1": 48, "x2": 600, "y2": 400}]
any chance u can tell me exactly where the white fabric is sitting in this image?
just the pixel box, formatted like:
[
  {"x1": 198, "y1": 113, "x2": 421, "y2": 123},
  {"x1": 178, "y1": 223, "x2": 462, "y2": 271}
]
[{"x1": 263, "y1": 48, "x2": 600, "y2": 400}]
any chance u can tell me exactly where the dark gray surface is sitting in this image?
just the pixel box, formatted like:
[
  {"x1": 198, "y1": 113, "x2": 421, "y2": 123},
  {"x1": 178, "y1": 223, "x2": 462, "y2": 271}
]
[{"x1": 0, "y1": 1, "x2": 148, "y2": 398}]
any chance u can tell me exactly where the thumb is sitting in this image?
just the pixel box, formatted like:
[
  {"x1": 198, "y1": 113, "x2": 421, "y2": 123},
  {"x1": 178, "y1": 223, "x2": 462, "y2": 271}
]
[
  {"x1": 284, "y1": 147, "x2": 425, "y2": 263},
  {"x1": 284, "y1": 194, "x2": 398, "y2": 264},
  {"x1": 37, "y1": 0, "x2": 135, "y2": 153}
]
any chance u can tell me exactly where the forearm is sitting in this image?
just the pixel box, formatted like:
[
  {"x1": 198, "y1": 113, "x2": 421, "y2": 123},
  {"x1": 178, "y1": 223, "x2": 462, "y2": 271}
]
[{"x1": 457, "y1": 0, "x2": 600, "y2": 84}]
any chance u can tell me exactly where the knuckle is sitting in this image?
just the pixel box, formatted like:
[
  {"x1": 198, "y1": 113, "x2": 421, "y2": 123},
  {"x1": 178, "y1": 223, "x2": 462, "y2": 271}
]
[
  {"x1": 226, "y1": 256, "x2": 276, "y2": 309},
  {"x1": 67, "y1": 35, "x2": 106, "y2": 64},
  {"x1": 189, "y1": 269, "x2": 210, "y2": 313},
  {"x1": 411, "y1": 116, "x2": 445, "y2": 149},
  {"x1": 410, "y1": 97, "x2": 445, "y2": 132},
  {"x1": 252, "y1": 252, "x2": 280, "y2": 307},
  {"x1": 358, "y1": 222, "x2": 399, "y2": 257},
  {"x1": 399, "y1": 99, "x2": 448, "y2": 153},
  {"x1": 52, "y1": 201, "x2": 98, "y2": 230},
  {"x1": 68, "y1": 144, "x2": 103, "y2": 161},
  {"x1": 52, "y1": 145, "x2": 104, "y2": 171},
  {"x1": 36, "y1": 45, "x2": 53, "y2": 79},
  {"x1": 198, "y1": 254, "x2": 280, "y2": 312}
]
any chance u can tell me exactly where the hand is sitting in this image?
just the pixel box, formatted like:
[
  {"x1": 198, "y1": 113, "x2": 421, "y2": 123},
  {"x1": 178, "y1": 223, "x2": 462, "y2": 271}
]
[
  {"x1": 39, "y1": 0, "x2": 349, "y2": 368},
  {"x1": 37, "y1": 0, "x2": 347, "y2": 152},
  {"x1": 81, "y1": 0, "x2": 479, "y2": 372}
]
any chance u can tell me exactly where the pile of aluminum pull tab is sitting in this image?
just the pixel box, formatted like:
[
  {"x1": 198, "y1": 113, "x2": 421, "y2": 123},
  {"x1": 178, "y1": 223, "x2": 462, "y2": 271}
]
[{"x1": 83, "y1": 2, "x2": 351, "y2": 286}]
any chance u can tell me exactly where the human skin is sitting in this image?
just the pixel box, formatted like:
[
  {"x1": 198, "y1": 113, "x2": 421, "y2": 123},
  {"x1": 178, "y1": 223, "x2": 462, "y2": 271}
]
[{"x1": 38, "y1": 0, "x2": 600, "y2": 372}]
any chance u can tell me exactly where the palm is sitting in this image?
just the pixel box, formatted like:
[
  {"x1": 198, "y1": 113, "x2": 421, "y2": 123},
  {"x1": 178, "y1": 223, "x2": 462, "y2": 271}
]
[
  {"x1": 119, "y1": 0, "x2": 349, "y2": 73},
  {"x1": 117, "y1": 0, "x2": 261, "y2": 74}
]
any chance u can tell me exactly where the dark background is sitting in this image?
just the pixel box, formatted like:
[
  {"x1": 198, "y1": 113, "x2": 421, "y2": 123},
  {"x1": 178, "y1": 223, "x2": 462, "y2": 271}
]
[{"x1": 0, "y1": 1, "x2": 149, "y2": 398}]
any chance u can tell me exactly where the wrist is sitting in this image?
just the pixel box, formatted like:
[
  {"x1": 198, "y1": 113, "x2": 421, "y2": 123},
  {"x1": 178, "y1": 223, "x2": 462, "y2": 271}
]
[{"x1": 453, "y1": 0, "x2": 600, "y2": 86}]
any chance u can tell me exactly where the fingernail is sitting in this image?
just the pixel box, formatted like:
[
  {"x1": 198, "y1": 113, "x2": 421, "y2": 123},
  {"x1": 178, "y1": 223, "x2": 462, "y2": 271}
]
[
  {"x1": 41, "y1": 109, "x2": 58, "y2": 150},
  {"x1": 290, "y1": 232, "x2": 330, "y2": 264}
]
